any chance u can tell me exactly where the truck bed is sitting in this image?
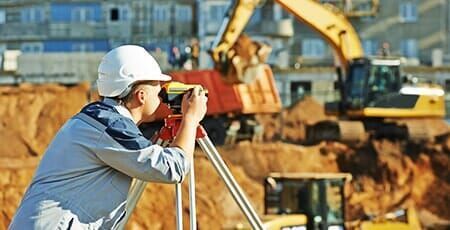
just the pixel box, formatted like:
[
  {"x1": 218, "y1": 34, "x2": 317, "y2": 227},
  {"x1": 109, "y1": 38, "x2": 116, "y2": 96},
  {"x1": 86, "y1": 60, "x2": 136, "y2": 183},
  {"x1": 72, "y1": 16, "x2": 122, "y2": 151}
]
[{"x1": 169, "y1": 64, "x2": 281, "y2": 115}]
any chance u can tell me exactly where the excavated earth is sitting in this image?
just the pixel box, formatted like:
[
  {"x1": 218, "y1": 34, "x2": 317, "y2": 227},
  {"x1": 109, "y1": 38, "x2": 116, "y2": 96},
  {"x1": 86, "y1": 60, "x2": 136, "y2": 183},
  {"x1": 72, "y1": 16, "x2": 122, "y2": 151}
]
[{"x1": 0, "y1": 85, "x2": 449, "y2": 229}]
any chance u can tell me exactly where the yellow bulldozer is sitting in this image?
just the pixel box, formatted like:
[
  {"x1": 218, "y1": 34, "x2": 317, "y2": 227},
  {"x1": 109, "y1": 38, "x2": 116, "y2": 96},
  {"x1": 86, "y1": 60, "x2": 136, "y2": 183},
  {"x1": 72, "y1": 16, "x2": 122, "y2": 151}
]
[{"x1": 262, "y1": 173, "x2": 421, "y2": 230}]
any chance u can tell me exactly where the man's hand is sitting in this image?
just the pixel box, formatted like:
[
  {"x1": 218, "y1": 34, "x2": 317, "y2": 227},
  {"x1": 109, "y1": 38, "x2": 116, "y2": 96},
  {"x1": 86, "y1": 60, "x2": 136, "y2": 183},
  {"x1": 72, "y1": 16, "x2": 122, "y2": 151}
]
[
  {"x1": 181, "y1": 86, "x2": 207, "y2": 124},
  {"x1": 170, "y1": 86, "x2": 207, "y2": 157}
]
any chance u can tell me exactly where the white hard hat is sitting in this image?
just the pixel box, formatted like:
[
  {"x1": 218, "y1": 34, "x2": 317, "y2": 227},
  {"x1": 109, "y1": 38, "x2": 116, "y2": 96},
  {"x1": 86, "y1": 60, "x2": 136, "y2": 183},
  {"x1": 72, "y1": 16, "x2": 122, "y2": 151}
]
[{"x1": 97, "y1": 45, "x2": 171, "y2": 98}]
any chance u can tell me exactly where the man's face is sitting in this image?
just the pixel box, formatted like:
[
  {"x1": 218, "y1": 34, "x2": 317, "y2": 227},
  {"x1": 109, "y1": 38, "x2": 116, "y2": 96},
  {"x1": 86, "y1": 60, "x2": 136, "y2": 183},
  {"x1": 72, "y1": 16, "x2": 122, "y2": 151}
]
[{"x1": 140, "y1": 81, "x2": 162, "y2": 122}]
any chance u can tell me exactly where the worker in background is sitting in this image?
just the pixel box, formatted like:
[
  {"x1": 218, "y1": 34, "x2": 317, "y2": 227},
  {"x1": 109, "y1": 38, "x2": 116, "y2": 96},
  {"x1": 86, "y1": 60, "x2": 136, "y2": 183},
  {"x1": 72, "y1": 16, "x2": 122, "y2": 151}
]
[
  {"x1": 169, "y1": 46, "x2": 183, "y2": 69},
  {"x1": 225, "y1": 119, "x2": 241, "y2": 145},
  {"x1": 190, "y1": 38, "x2": 200, "y2": 69},
  {"x1": 9, "y1": 45, "x2": 208, "y2": 229},
  {"x1": 378, "y1": 41, "x2": 391, "y2": 57}
]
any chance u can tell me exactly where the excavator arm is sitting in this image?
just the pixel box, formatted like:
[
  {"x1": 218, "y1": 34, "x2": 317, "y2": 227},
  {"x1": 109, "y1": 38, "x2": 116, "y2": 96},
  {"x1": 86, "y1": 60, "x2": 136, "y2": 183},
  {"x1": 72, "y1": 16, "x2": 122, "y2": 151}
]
[
  {"x1": 210, "y1": 0, "x2": 272, "y2": 84},
  {"x1": 210, "y1": 0, "x2": 364, "y2": 83},
  {"x1": 276, "y1": 0, "x2": 364, "y2": 67},
  {"x1": 210, "y1": 0, "x2": 260, "y2": 65}
]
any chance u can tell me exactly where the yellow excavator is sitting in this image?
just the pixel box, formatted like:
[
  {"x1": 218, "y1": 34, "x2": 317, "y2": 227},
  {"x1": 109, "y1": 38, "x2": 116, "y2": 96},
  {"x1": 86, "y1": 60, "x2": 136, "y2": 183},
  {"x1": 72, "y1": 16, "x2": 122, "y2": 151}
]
[{"x1": 209, "y1": 0, "x2": 447, "y2": 144}]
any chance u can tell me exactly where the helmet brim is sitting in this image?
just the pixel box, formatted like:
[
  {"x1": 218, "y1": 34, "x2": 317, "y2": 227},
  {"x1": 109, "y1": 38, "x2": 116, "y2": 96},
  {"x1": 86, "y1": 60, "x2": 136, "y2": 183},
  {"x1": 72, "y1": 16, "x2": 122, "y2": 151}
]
[
  {"x1": 137, "y1": 73, "x2": 172, "y2": 82},
  {"x1": 158, "y1": 73, "x2": 172, "y2": 81}
]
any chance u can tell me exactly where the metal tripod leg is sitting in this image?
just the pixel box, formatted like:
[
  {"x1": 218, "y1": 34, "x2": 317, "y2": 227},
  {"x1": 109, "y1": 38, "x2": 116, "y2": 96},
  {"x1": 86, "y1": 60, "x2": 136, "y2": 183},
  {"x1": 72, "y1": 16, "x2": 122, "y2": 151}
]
[
  {"x1": 175, "y1": 183, "x2": 183, "y2": 229},
  {"x1": 114, "y1": 179, "x2": 146, "y2": 230},
  {"x1": 115, "y1": 138, "x2": 196, "y2": 230},
  {"x1": 117, "y1": 134, "x2": 264, "y2": 230},
  {"x1": 188, "y1": 154, "x2": 197, "y2": 230},
  {"x1": 175, "y1": 155, "x2": 197, "y2": 230},
  {"x1": 196, "y1": 136, "x2": 264, "y2": 230}
]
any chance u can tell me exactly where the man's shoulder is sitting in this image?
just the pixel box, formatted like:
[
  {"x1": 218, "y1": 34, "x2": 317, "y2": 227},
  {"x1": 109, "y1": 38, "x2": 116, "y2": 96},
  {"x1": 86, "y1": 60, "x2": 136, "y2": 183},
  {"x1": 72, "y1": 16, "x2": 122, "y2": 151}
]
[
  {"x1": 80, "y1": 101, "x2": 129, "y2": 127},
  {"x1": 79, "y1": 101, "x2": 151, "y2": 150}
]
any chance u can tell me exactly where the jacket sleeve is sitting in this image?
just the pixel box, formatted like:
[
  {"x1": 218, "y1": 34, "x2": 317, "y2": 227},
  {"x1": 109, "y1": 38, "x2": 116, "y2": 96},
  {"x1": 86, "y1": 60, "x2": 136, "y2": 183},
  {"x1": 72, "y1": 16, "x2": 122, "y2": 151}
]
[{"x1": 93, "y1": 131, "x2": 191, "y2": 183}]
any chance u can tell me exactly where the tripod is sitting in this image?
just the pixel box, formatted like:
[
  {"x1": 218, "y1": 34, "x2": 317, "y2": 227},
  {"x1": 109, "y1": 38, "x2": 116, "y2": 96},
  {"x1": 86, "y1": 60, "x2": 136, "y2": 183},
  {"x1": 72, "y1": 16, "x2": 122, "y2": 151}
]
[{"x1": 116, "y1": 115, "x2": 264, "y2": 230}]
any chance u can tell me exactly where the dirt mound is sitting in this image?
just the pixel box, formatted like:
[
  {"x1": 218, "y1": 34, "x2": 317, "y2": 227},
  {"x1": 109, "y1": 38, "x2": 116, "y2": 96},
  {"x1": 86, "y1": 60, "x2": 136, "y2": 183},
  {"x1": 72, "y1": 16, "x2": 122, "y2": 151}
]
[
  {"x1": 419, "y1": 150, "x2": 450, "y2": 220},
  {"x1": 1, "y1": 84, "x2": 450, "y2": 229},
  {"x1": 333, "y1": 140, "x2": 435, "y2": 219},
  {"x1": 284, "y1": 96, "x2": 330, "y2": 124},
  {"x1": 256, "y1": 96, "x2": 334, "y2": 141},
  {"x1": 0, "y1": 83, "x2": 89, "y2": 157}
]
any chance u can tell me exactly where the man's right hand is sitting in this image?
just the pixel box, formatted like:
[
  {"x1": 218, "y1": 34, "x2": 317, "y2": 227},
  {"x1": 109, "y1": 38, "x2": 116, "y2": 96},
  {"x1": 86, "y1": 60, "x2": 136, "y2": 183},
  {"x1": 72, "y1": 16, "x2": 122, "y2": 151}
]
[
  {"x1": 171, "y1": 86, "x2": 208, "y2": 157},
  {"x1": 181, "y1": 86, "x2": 207, "y2": 124}
]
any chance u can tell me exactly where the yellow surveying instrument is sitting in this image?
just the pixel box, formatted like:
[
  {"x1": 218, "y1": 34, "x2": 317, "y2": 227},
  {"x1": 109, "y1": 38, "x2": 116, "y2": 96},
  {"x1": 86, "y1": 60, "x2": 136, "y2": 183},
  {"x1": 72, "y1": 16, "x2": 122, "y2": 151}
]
[{"x1": 158, "y1": 82, "x2": 209, "y2": 114}]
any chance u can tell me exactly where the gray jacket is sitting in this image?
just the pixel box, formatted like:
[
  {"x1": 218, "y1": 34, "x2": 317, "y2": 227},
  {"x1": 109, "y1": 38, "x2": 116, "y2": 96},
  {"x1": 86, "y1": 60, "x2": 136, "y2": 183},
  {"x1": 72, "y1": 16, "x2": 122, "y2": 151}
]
[{"x1": 9, "y1": 99, "x2": 190, "y2": 229}]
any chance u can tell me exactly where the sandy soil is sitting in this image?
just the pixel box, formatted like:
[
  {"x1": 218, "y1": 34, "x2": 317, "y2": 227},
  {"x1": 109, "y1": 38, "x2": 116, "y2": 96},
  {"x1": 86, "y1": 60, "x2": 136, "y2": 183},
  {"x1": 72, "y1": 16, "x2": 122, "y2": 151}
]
[{"x1": 0, "y1": 85, "x2": 449, "y2": 229}]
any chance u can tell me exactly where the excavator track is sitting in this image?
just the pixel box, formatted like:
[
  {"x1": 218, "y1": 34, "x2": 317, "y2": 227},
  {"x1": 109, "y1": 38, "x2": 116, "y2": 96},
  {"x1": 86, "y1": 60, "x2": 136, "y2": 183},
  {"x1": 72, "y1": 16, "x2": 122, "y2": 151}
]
[
  {"x1": 305, "y1": 119, "x2": 448, "y2": 144},
  {"x1": 305, "y1": 120, "x2": 366, "y2": 144},
  {"x1": 394, "y1": 118, "x2": 449, "y2": 143},
  {"x1": 338, "y1": 121, "x2": 367, "y2": 143},
  {"x1": 405, "y1": 122, "x2": 432, "y2": 142}
]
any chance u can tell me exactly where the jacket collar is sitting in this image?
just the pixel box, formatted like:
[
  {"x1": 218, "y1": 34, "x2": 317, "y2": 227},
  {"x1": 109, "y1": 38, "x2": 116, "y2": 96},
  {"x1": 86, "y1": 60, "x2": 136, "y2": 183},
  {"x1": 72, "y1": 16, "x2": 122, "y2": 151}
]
[{"x1": 102, "y1": 98, "x2": 134, "y2": 122}]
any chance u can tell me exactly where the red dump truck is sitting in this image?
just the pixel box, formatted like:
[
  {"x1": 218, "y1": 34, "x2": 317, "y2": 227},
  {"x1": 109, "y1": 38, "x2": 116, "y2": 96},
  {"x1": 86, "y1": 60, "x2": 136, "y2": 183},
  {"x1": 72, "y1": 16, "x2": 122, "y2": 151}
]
[{"x1": 140, "y1": 64, "x2": 282, "y2": 145}]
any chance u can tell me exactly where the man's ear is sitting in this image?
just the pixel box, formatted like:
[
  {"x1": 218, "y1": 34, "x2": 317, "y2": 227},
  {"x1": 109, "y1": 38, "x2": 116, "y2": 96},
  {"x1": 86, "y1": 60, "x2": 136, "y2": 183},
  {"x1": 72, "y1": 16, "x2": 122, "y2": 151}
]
[{"x1": 136, "y1": 89, "x2": 146, "y2": 105}]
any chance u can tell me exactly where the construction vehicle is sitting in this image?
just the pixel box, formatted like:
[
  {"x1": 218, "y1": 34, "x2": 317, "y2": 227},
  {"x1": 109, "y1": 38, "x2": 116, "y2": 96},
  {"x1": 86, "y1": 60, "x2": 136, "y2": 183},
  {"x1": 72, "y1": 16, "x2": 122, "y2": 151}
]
[
  {"x1": 264, "y1": 173, "x2": 421, "y2": 230},
  {"x1": 209, "y1": 0, "x2": 447, "y2": 144},
  {"x1": 264, "y1": 173, "x2": 350, "y2": 230}
]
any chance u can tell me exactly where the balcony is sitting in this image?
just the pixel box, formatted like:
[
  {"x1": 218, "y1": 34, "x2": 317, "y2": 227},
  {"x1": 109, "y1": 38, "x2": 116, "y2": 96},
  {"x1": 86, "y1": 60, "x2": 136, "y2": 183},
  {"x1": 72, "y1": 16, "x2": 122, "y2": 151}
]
[
  {"x1": 174, "y1": 22, "x2": 193, "y2": 37},
  {"x1": 251, "y1": 19, "x2": 294, "y2": 38},
  {"x1": 49, "y1": 22, "x2": 107, "y2": 39},
  {"x1": 319, "y1": 0, "x2": 379, "y2": 17},
  {"x1": 105, "y1": 21, "x2": 132, "y2": 38},
  {"x1": 0, "y1": 23, "x2": 48, "y2": 41},
  {"x1": 0, "y1": 0, "x2": 43, "y2": 7},
  {"x1": 205, "y1": 21, "x2": 221, "y2": 36},
  {"x1": 151, "y1": 21, "x2": 171, "y2": 38}
]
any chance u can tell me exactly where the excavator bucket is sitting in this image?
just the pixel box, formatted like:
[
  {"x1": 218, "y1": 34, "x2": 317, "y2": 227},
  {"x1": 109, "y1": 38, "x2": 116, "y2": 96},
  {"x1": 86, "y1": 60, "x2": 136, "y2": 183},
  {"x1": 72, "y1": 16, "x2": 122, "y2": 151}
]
[{"x1": 220, "y1": 34, "x2": 272, "y2": 84}]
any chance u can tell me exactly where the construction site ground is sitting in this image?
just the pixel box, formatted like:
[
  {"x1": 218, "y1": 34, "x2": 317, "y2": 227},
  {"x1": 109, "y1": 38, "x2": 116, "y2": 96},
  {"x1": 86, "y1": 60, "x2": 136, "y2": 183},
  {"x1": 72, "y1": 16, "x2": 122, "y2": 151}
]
[{"x1": 0, "y1": 83, "x2": 449, "y2": 229}]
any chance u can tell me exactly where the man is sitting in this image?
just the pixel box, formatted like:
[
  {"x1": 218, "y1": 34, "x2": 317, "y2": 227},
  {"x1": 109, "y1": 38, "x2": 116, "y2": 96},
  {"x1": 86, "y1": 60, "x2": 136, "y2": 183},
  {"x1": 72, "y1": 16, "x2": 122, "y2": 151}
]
[{"x1": 9, "y1": 45, "x2": 207, "y2": 229}]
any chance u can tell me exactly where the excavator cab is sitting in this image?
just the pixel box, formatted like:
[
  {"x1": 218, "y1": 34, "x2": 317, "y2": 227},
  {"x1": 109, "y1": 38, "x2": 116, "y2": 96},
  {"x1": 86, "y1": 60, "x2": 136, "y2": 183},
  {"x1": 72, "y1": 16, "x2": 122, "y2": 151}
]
[
  {"x1": 318, "y1": 56, "x2": 445, "y2": 143},
  {"x1": 344, "y1": 57, "x2": 402, "y2": 110},
  {"x1": 264, "y1": 173, "x2": 350, "y2": 230}
]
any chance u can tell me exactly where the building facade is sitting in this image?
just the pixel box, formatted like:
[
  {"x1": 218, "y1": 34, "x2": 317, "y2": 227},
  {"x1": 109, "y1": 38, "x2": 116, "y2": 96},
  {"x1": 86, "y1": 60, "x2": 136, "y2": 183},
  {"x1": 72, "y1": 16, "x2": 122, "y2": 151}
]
[
  {"x1": 0, "y1": 0, "x2": 195, "y2": 57},
  {"x1": 290, "y1": 0, "x2": 450, "y2": 67},
  {"x1": 1, "y1": 0, "x2": 449, "y2": 68},
  {"x1": 0, "y1": 0, "x2": 293, "y2": 71}
]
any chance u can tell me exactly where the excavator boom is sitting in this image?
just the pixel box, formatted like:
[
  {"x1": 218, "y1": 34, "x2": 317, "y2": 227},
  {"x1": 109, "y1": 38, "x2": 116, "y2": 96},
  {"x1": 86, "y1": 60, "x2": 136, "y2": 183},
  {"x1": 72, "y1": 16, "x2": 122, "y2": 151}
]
[
  {"x1": 276, "y1": 0, "x2": 364, "y2": 66},
  {"x1": 210, "y1": 0, "x2": 260, "y2": 65},
  {"x1": 210, "y1": 0, "x2": 273, "y2": 84},
  {"x1": 210, "y1": 0, "x2": 364, "y2": 84}
]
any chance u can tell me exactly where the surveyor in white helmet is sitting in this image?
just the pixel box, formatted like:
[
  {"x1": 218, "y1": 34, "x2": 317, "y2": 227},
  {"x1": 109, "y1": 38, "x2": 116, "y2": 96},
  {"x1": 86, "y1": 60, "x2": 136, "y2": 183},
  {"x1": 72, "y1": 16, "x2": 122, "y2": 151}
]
[{"x1": 10, "y1": 45, "x2": 207, "y2": 229}]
